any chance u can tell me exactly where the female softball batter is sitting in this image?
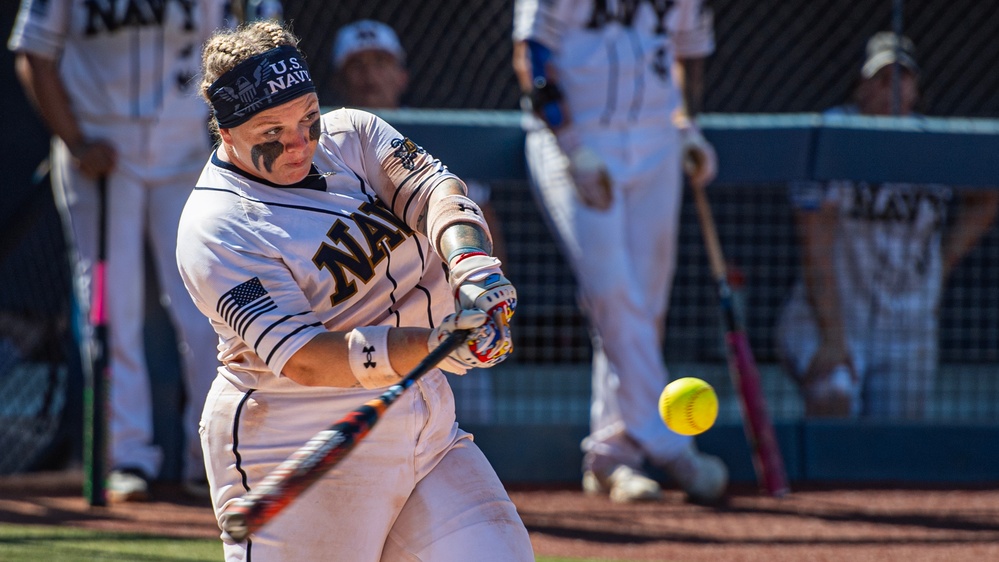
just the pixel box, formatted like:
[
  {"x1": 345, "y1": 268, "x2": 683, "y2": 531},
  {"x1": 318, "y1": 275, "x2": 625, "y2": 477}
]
[{"x1": 176, "y1": 21, "x2": 531, "y2": 561}]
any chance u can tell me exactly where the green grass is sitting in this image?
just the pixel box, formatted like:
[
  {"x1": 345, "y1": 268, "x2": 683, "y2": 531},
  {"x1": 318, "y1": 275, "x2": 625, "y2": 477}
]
[
  {"x1": 0, "y1": 524, "x2": 221, "y2": 561},
  {"x1": 0, "y1": 524, "x2": 627, "y2": 561}
]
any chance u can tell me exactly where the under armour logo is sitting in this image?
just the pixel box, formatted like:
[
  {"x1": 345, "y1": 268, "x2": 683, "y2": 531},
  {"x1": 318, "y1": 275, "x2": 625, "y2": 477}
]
[
  {"x1": 457, "y1": 203, "x2": 480, "y2": 216},
  {"x1": 363, "y1": 345, "x2": 376, "y2": 368}
]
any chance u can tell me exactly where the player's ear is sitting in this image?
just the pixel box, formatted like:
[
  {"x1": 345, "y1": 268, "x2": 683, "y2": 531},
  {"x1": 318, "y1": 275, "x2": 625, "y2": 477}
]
[{"x1": 217, "y1": 127, "x2": 235, "y2": 144}]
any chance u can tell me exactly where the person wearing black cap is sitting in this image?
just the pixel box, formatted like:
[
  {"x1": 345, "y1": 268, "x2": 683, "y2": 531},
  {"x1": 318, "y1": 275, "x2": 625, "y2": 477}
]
[{"x1": 776, "y1": 31, "x2": 998, "y2": 419}]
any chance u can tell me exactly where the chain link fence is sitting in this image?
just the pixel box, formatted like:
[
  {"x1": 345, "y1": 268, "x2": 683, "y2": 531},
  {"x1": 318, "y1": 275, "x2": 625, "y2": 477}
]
[
  {"x1": 4, "y1": 0, "x2": 999, "y2": 474},
  {"x1": 0, "y1": 189, "x2": 74, "y2": 475},
  {"x1": 285, "y1": 0, "x2": 999, "y2": 116}
]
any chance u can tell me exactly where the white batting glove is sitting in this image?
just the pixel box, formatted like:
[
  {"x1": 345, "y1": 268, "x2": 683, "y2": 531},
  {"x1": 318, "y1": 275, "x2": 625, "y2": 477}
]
[
  {"x1": 556, "y1": 129, "x2": 613, "y2": 210},
  {"x1": 449, "y1": 253, "x2": 517, "y2": 325},
  {"x1": 679, "y1": 122, "x2": 718, "y2": 189},
  {"x1": 429, "y1": 309, "x2": 513, "y2": 373}
]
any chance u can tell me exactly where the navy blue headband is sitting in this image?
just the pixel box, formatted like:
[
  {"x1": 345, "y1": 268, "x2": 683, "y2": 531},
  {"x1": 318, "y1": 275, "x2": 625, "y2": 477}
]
[{"x1": 208, "y1": 45, "x2": 316, "y2": 128}]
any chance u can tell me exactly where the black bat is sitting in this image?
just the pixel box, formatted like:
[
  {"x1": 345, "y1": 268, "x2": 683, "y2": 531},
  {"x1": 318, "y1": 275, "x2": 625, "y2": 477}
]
[
  {"x1": 84, "y1": 175, "x2": 110, "y2": 507},
  {"x1": 219, "y1": 328, "x2": 472, "y2": 542}
]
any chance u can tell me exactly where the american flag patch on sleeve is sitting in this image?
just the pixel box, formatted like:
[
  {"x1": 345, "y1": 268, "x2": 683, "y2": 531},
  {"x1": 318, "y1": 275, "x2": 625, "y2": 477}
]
[{"x1": 217, "y1": 277, "x2": 277, "y2": 339}]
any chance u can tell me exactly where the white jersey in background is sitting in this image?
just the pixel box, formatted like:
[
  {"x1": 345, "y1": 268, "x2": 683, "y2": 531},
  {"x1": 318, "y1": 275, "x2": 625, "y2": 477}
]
[
  {"x1": 8, "y1": 0, "x2": 225, "y2": 177},
  {"x1": 513, "y1": 0, "x2": 714, "y2": 133}
]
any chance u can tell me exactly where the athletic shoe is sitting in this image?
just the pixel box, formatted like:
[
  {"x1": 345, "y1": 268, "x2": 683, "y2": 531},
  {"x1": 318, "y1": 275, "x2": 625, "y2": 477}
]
[
  {"x1": 583, "y1": 465, "x2": 663, "y2": 503},
  {"x1": 660, "y1": 445, "x2": 728, "y2": 504},
  {"x1": 107, "y1": 468, "x2": 150, "y2": 503},
  {"x1": 182, "y1": 478, "x2": 211, "y2": 500}
]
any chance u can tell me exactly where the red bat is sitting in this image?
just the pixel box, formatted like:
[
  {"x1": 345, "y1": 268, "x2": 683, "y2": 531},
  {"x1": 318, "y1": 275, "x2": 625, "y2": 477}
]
[
  {"x1": 219, "y1": 328, "x2": 471, "y2": 542},
  {"x1": 691, "y1": 182, "x2": 789, "y2": 497}
]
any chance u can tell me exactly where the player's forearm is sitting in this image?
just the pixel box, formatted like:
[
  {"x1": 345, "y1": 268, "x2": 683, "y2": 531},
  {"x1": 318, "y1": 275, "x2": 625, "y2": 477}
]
[
  {"x1": 679, "y1": 57, "x2": 706, "y2": 117},
  {"x1": 512, "y1": 41, "x2": 534, "y2": 94},
  {"x1": 15, "y1": 53, "x2": 87, "y2": 151},
  {"x1": 281, "y1": 328, "x2": 433, "y2": 387},
  {"x1": 942, "y1": 190, "x2": 999, "y2": 278},
  {"x1": 426, "y1": 178, "x2": 494, "y2": 263},
  {"x1": 797, "y1": 209, "x2": 848, "y2": 346}
]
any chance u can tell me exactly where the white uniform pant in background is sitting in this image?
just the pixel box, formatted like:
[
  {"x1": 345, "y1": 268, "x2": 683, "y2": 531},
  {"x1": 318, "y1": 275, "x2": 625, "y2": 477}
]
[
  {"x1": 203, "y1": 371, "x2": 533, "y2": 562},
  {"x1": 776, "y1": 283, "x2": 938, "y2": 419},
  {"x1": 52, "y1": 139, "x2": 219, "y2": 481},
  {"x1": 526, "y1": 126, "x2": 691, "y2": 470}
]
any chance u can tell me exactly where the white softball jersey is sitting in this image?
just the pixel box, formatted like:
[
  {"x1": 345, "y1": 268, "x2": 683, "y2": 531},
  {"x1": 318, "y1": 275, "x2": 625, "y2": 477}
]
[
  {"x1": 179, "y1": 109, "x2": 533, "y2": 560},
  {"x1": 177, "y1": 108, "x2": 459, "y2": 391},
  {"x1": 515, "y1": 0, "x2": 716, "y2": 468}
]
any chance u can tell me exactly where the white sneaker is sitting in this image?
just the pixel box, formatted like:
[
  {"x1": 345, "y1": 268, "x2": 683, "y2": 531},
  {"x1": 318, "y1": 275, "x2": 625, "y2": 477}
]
[
  {"x1": 583, "y1": 465, "x2": 663, "y2": 503},
  {"x1": 107, "y1": 468, "x2": 150, "y2": 503},
  {"x1": 660, "y1": 445, "x2": 728, "y2": 504}
]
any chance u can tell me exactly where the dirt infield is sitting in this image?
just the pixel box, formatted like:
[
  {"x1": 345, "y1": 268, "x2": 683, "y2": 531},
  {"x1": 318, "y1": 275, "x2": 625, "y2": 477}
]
[{"x1": 2, "y1": 470, "x2": 998, "y2": 561}]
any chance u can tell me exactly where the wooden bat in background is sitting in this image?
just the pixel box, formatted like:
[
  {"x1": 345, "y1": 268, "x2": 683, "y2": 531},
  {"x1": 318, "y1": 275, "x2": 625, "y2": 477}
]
[
  {"x1": 690, "y1": 181, "x2": 790, "y2": 498},
  {"x1": 219, "y1": 328, "x2": 472, "y2": 542}
]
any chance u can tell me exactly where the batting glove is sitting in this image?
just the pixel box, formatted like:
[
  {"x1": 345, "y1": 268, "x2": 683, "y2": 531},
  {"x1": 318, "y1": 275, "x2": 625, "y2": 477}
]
[
  {"x1": 449, "y1": 253, "x2": 517, "y2": 325},
  {"x1": 556, "y1": 129, "x2": 613, "y2": 210},
  {"x1": 679, "y1": 122, "x2": 718, "y2": 189},
  {"x1": 429, "y1": 309, "x2": 513, "y2": 373}
]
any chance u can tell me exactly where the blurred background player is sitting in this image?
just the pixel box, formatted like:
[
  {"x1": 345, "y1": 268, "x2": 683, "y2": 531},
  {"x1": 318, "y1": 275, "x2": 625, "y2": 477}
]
[
  {"x1": 328, "y1": 19, "x2": 410, "y2": 110},
  {"x1": 8, "y1": 0, "x2": 228, "y2": 500},
  {"x1": 512, "y1": 0, "x2": 728, "y2": 503},
  {"x1": 331, "y1": 19, "x2": 507, "y2": 423},
  {"x1": 776, "y1": 31, "x2": 999, "y2": 419}
]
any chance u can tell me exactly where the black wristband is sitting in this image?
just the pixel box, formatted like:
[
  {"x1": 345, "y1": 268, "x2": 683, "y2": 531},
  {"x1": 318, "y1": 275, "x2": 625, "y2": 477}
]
[{"x1": 529, "y1": 77, "x2": 563, "y2": 112}]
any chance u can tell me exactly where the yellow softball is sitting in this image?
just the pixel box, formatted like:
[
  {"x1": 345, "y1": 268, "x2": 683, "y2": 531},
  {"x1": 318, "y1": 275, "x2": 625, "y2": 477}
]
[{"x1": 659, "y1": 377, "x2": 719, "y2": 436}]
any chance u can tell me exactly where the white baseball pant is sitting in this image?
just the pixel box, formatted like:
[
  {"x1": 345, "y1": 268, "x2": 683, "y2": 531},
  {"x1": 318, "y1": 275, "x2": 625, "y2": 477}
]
[
  {"x1": 202, "y1": 371, "x2": 533, "y2": 561},
  {"x1": 526, "y1": 124, "x2": 692, "y2": 470},
  {"x1": 777, "y1": 284, "x2": 938, "y2": 419},
  {"x1": 51, "y1": 134, "x2": 219, "y2": 481}
]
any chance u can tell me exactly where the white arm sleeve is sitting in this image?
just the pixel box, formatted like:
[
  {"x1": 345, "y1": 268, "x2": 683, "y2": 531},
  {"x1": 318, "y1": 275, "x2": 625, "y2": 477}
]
[
  {"x1": 7, "y1": 0, "x2": 69, "y2": 58},
  {"x1": 671, "y1": 0, "x2": 715, "y2": 59},
  {"x1": 512, "y1": 0, "x2": 567, "y2": 48}
]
